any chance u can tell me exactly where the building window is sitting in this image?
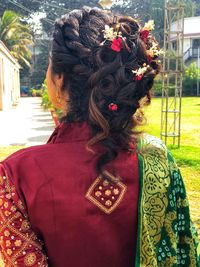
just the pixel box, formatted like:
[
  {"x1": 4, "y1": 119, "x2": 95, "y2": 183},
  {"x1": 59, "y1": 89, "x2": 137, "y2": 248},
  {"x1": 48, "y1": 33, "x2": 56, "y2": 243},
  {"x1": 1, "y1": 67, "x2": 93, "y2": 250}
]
[
  {"x1": 192, "y1": 39, "x2": 200, "y2": 48},
  {"x1": 192, "y1": 39, "x2": 200, "y2": 57},
  {"x1": 172, "y1": 40, "x2": 177, "y2": 50}
]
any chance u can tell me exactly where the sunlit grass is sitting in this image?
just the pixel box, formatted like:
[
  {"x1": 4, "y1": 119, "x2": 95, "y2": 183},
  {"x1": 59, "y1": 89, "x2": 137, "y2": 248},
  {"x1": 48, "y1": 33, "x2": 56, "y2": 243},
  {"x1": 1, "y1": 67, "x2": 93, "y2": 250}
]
[{"x1": 0, "y1": 146, "x2": 26, "y2": 162}]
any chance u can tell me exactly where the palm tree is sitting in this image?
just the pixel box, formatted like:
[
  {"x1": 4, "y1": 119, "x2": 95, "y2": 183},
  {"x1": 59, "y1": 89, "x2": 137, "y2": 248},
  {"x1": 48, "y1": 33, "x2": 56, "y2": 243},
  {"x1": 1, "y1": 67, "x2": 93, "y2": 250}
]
[{"x1": 0, "y1": 10, "x2": 33, "y2": 67}]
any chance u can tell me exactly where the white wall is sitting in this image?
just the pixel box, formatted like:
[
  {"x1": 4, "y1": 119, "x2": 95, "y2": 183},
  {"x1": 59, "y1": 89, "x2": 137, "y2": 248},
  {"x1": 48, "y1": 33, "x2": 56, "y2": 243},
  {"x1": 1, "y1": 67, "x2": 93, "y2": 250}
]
[
  {"x1": 0, "y1": 42, "x2": 20, "y2": 111},
  {"x1": 183, "y1": 38, "x2": 191, "y2": 53}
]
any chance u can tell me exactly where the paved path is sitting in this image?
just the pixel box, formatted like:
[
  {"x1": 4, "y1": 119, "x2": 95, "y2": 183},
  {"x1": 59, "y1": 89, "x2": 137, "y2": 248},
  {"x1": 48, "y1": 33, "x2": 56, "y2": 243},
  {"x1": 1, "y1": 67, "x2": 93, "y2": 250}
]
[{"x1": 0, "y1": 97, "x2": 54, "y2": 146}]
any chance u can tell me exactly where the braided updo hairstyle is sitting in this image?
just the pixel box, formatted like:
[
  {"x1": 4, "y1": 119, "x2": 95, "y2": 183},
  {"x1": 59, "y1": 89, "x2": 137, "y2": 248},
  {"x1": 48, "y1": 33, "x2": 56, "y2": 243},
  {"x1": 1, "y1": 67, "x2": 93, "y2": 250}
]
[{"x1": 50, "y1": 6, "x2": 161, "y2": 182}]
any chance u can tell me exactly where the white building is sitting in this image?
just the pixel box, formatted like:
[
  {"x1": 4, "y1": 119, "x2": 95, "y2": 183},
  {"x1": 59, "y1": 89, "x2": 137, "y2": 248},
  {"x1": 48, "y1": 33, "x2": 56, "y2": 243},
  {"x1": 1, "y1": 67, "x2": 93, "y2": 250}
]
[
  {"x1": 0, "y1": 41, "x2": 20, "y2": 110},
  {"x1": 171, "y1": 16, "x2": 200, "y2": 65}
]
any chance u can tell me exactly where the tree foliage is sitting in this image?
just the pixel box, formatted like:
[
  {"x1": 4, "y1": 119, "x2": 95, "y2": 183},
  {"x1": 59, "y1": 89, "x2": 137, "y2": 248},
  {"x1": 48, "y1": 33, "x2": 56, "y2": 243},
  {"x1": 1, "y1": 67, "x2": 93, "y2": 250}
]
[
  {"x1": 0, "y1": 10, "x2": 33, "y2": 67},
  {"x1": 183, "y1": 62, "x2": 200, "y2": 95},
  {"x1": 1, "y1": 0, "x2": 199, "y2": 88},
  {"x1": 113, "y1": 0, "x2": 198, "y2": 46}
]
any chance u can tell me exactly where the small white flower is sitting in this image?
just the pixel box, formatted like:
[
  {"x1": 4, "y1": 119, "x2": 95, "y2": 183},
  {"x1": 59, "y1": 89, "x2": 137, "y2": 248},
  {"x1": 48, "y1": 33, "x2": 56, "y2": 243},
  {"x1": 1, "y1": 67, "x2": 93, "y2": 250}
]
[
  {"x1": 102, "y1": 24, "x2": 122, "y2": 41},
  {"x1": 147, "y1": 41, "x2": 164, "y2": 57},
  {"x1": 143, "y1": 20, "x2": 155, "y2": 31},
  {"x1": 132, "y1": 64, "x2": 150, "y2": 79},
  {"x1": 103, "y1": 25, "x2": 116, "y2": 40}
]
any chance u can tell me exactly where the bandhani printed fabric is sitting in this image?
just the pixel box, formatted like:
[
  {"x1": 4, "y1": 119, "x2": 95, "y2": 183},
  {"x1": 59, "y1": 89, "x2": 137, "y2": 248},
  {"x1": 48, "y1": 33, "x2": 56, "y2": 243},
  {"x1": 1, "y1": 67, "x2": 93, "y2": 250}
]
[
  {"x1": 0, "y1": 164, "x2": 48, "y2": 267},
  {"x1": 136, "y1": 135, "x2": 200, "y2": 266}
]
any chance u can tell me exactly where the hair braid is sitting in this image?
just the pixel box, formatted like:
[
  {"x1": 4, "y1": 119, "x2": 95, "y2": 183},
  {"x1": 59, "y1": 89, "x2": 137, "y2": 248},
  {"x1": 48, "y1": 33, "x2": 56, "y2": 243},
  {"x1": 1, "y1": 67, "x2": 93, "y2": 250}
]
[{"x1": 50, "y1": 7, "x2": 161, "y2": 182}]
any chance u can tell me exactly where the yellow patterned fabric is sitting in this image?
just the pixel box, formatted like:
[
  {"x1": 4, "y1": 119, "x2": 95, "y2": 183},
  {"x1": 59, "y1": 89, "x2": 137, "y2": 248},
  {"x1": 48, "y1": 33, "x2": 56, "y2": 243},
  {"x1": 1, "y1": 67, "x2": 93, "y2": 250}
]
[
  {"x1": 0, "y1": 164, "x2": 48, "y2": 267},
  {"x1": 136, "y1": 134, "x2": 200, "y2": 266}
]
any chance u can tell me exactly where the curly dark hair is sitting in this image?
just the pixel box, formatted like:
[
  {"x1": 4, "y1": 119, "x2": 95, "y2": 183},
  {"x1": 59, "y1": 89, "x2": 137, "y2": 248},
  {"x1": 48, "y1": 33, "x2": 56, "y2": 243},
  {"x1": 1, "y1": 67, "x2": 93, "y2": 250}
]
[{"x1": 50, "y1": 6, "x2": 161, "y2": 182}]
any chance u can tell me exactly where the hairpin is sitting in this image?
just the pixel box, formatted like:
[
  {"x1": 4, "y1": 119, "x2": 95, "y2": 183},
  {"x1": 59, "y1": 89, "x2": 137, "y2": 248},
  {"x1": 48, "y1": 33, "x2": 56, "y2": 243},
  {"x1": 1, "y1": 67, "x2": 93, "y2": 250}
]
[{"x1": 108, "y1": 102, "x2": 118, "y2": 111}]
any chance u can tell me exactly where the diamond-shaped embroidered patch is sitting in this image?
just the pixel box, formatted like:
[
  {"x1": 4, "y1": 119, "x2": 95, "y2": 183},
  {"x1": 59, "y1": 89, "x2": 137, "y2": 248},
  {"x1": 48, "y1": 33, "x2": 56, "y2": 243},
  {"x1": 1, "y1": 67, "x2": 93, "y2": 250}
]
[{"x1": 85, "y1": 177, "x2": 127, "y2": 214}]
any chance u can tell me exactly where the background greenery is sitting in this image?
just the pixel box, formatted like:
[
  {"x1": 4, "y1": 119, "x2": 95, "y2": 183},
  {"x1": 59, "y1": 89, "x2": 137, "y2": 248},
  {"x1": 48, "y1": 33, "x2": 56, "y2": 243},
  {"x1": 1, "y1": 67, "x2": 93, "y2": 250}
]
[
  {"x1": 1, "y1": 0, "x2": 200, "y2": 89},
  {"x1": 0, "y1": 10, "x2": 33, "y2": 67}
]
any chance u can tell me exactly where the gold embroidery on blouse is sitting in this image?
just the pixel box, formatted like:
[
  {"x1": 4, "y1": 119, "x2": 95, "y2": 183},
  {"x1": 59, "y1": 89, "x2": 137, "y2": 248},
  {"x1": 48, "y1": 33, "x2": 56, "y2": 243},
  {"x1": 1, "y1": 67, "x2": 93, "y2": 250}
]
[
  {"x1": 85, "y1": 177, "x2": 127, "y2": 214},
  {"x1": 24, "y1": 252, "x2": 37, "y2": 266},
  {"x1": 0, "y1": 175, "x2": 4, "y2": 186},
  {"x1": 0, "y1": 165, "x2": 48, "y2": 267}
]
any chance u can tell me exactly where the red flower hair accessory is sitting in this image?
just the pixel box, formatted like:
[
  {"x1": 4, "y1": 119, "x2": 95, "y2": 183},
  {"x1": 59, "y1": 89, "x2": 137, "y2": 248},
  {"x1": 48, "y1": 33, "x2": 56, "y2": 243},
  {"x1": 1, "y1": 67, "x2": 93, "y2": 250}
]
[
  {"x1": 108, "y1": 103, "x2": 118, "y2": 111},
  {"x1": 140, "y1": 20, "x2": 155, "y2": 41},
  {"x1": 111, "y1": 37, "x2": 123, "y2": 52},
  {"x1": 102, "y1": 24, "x2": 124, "y2": 52},
  {"x1": 140, "y1": 20, "x2": 163, "y2": 62},
  {"x1": 140, "y1": 30, "x2": 150, "y2": 43}
]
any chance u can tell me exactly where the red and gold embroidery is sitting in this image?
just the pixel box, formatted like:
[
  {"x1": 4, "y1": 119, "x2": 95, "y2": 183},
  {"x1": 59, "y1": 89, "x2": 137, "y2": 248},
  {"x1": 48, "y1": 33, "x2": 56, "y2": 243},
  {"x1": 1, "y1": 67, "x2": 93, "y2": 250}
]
[
  {"x1": 24, "y1": 252, "x2": 37, "y2": 266},
  {"x1": 85, "y1": 177, "x2": 127, "y2": 214},
  {"x1": 0, "y1": 164, "x2": 48, "y2": 267}
]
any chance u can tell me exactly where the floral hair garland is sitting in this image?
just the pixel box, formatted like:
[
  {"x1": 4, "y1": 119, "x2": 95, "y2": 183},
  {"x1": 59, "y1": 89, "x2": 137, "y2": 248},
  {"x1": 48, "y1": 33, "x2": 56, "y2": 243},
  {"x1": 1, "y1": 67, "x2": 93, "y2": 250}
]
[
  {"x1": 102, "y1": 19, "x2": 162, "y2": 111},
  {"x1": 102, "y1": 19, "x2": 162, "y2": 79}
]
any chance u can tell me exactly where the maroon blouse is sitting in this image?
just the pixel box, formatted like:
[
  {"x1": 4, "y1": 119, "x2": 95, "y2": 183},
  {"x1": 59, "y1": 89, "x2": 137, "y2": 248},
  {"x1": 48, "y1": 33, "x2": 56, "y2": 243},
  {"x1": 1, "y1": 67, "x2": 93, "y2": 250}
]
[{"x1": 1, "y1": 122, "x2": 139, "y2": 266}]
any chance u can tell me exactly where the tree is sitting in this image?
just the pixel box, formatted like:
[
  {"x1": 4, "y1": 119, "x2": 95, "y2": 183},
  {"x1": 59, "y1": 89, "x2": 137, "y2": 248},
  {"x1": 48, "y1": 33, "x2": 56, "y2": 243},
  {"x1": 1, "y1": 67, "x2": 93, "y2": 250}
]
[
  {"x1": 113, "y1": 0, "x2": 197, "y2": 46},
  {"x1": 0, "y1": 0, "x2": 40, "y2": 17},
  {"x1": 0, "y1": 10, "x2": 33, "y2": 67},
  {"x1": 30, "y1": 38, "x2": 49, "y2": 87},
  {"x1": 0, "y1": 0, "x2": 100, "y2": 88},
  {"x1": 1, "y1": 0, "x2": 198, "y2": 89},
  {"x1": 193, "y1": 0, "x2": 200, "y2": 15}
]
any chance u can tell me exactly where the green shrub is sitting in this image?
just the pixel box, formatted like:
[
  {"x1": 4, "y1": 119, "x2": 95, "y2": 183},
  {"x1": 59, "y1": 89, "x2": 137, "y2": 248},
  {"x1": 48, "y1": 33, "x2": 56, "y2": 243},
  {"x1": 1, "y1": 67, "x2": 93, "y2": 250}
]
[
  {"x1": 30, "y1": 88, "x2": 43, "y2": 97},
  {"x1": 152, "y1": 63, "x2": 200, "y2": 96},
  {"x1": 183, "y1": 63, "x2": 200, "y2": 96},
  {"x1": 35, "y1": 89, "x2": 43, "y2": 97},
  {"x1": 152, "y1": 80, "x2": 175, "y2": 97},
  {"x1": 41, "y1": 81, "x2": 53, "y2": 110},
  {"x1": 40, "y1": 80, "x2": 63, "y2": 119},
  {"x1": 30, "y1": 88, "x2": 37, "y2": 97}
]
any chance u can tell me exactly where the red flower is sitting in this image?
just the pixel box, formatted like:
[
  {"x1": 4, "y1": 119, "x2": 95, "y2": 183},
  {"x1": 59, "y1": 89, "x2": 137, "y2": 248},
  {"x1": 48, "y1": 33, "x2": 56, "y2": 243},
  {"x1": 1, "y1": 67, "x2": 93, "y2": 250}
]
[
  {"x1": 140, "y1": 30, "x2": 149, "y2": 43},
  {"x1": 135, "y1": 74, "x2": 143, "y2": 81},
  {"x1": 108, "y1": 103, "x2": 118, "y2": 111},
  {"x1": 147, "y1": 55, "x2": 153, "y2": 63},
  {"x1": 111, "y1": 37, "x2": 123, "y2": 52}
]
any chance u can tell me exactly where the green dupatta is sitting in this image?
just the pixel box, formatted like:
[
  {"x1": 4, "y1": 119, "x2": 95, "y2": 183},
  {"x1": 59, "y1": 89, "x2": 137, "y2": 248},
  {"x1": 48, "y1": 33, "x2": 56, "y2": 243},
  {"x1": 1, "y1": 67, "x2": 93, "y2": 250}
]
[{"x1": 136, "y1": 134, "x2": 200, "y2": 266}]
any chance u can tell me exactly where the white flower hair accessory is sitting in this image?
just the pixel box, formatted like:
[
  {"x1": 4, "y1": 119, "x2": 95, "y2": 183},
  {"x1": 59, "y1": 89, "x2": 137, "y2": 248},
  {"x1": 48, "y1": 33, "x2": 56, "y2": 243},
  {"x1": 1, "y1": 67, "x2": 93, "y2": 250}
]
[
  {"x1": 132, "y1": 63, "x2": 150, "y2": 81},
  {"x1": 102, "y1": 23, "x2": 125, "y2": 52},
  {"x1": 103, "y1": 25, "x2": 122, "y2": 41},
  {"x1": 147, "y1": 40, "x2": 164, "y2": 58},
  {"x1": 143, "y1": 20, "x2": 155, "y2": 31}
]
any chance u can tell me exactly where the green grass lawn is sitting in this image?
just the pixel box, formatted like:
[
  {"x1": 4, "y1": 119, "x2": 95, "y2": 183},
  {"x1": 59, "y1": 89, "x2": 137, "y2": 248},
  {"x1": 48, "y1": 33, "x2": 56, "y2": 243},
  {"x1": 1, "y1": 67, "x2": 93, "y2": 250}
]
[{"x1": 0, "y1": 97, "x2": 200, "y2": 234}]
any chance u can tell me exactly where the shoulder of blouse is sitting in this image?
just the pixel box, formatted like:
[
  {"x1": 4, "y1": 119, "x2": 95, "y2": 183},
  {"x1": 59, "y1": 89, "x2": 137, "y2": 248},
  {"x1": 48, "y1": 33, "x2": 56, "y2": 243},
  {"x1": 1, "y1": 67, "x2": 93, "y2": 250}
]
[{"x1": 2, "y1": 144, "x2": 49, "y2": 160}]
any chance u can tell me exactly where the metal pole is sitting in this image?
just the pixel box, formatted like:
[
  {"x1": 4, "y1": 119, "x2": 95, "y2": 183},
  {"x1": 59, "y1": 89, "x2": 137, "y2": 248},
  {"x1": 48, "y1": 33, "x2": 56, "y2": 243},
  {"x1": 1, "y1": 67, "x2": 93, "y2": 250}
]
[{"x1": 197, "y1": 47, "x2": 200, "y2": 96}]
